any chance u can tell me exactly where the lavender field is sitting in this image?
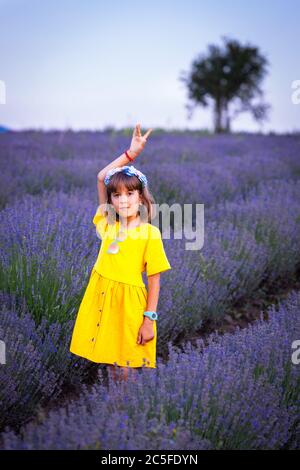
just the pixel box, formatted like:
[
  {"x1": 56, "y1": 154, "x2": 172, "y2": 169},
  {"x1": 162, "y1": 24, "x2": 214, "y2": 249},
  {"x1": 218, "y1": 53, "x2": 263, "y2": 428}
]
[{"x1": 0, "y1": 130, "x2": 300, "y2": 449}]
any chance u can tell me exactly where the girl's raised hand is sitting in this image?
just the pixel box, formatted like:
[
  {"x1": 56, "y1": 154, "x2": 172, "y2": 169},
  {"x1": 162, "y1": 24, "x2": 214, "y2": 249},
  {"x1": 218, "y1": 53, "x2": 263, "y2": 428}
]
[{"x1": 129, "y1": 123, "x2": 153, "y2": 158}]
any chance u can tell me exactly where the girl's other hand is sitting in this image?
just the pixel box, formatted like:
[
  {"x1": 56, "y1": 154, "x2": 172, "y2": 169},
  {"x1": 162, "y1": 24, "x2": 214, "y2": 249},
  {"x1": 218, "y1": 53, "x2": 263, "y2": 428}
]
[
  {"x1": 129, "y1": 123, "x2": 153, "y2": 159},
  {"x1": 137, "y1": 320, "x2": 155, "y2": 345}
]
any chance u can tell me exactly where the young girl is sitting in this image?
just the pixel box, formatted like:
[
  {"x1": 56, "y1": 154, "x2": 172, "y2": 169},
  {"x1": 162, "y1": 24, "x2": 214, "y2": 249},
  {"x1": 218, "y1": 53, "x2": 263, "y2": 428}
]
[{"x1": 69, "y1": 123, "x2": 172, "y2": 384}]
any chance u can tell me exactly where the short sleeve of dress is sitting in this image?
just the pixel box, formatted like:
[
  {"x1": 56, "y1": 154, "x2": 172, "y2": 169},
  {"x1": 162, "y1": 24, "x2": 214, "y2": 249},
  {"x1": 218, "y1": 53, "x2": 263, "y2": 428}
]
[
  {"x1": 93, "y1": 204, "x2": 109, "y2": 239},
  {"x1": 144, "y1": 226, "x2": 172, "y2": 276}
]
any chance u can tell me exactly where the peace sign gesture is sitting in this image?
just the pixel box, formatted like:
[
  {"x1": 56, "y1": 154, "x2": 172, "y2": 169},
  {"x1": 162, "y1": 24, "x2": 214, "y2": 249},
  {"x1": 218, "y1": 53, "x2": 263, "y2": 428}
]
[{"x1": 129, "y1": 123, "x2": 153, "y2": 159}]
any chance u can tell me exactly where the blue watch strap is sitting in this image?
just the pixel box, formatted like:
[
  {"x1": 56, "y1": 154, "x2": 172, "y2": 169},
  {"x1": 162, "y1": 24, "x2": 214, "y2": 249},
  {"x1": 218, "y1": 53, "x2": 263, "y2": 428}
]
[{"x1": 143, "y1": 311, "x2": 158, "y2": 320}]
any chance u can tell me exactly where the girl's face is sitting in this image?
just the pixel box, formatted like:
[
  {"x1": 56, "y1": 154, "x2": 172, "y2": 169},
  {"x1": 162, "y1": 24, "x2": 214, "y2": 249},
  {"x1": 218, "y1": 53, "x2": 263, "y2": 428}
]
[{"x1": 111, "y1": 185, "x2": 141, "y2": 219}]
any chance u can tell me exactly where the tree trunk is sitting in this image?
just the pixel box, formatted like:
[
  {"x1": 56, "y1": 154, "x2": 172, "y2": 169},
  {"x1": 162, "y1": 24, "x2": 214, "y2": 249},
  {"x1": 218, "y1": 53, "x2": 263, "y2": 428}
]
[
  {"x1": 225, "y1": 115, "x2": 231, "y2": 133},
  {"x1": 224, "y1": 102, "x2": 231, "y2": 133},
  {"x1": 214, "y1": 99, "x2": 223, "y2": 133}
]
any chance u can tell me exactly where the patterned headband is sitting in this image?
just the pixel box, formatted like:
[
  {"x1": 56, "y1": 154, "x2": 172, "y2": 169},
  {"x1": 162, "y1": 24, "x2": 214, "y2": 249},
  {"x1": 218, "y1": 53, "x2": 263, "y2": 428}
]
[{"x1": 103, "y1": 165, "x2": 148, "y2": 188}]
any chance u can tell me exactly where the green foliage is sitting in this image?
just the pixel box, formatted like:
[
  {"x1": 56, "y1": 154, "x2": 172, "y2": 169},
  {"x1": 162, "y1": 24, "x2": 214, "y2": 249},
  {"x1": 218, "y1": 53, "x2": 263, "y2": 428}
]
[{"x1": 179, "y1": 36, "x2": 270, "y2": 133}]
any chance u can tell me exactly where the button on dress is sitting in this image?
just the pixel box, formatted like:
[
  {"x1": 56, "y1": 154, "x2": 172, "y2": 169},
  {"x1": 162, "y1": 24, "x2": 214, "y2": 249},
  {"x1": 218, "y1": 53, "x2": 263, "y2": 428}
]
[{"x1": 69, "y1": 205, "x2": 172, "y2": 368}]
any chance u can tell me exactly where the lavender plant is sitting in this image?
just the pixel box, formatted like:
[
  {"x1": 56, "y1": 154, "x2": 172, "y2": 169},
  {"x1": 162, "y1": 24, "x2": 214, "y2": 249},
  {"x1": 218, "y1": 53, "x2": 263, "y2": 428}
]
[
  {"x1": 1, "y1": 130, "x2": 300, "y2": 445},
  {"x1": 1, "y1": 288, "x2": 299, "y2": 450},
  {"x1": 0, "y1": 292, "x2": 98, "y2": 432}
]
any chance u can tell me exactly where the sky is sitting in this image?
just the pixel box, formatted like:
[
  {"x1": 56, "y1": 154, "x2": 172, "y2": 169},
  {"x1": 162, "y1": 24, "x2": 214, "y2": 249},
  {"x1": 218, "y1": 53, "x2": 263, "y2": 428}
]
[{"x1": 0, "y1": 0, "x2": 299, "y2": 133}]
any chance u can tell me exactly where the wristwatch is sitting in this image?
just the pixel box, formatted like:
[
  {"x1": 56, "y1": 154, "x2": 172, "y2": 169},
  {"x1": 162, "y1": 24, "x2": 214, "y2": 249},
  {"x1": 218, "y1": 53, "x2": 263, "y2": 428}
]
[{"x1": 143, "y1": 311, "x2": 158, "y2": 321}]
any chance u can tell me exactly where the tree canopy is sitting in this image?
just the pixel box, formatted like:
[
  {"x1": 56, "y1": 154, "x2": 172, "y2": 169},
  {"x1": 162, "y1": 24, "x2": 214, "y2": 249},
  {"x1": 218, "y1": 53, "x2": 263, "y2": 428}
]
[{"x1": 179, "y1": 36, "x2": 271, "y2": 133}]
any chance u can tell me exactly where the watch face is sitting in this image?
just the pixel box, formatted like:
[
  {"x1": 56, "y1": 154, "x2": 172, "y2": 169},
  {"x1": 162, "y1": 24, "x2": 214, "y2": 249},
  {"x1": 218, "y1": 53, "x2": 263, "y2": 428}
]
[{"x1": 144, "y1": 312, "x2": 157, "y2": 320}]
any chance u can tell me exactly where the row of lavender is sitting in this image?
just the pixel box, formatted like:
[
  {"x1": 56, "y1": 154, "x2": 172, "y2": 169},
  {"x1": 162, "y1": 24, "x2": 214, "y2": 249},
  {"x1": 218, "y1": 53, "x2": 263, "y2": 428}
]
[
  {"x1": 1, "y1": 172, "x2": 300, "y2": 338},
  {"x1": 1, "y1": 288, "x2": 299, "y2": 450},
  {"x1": 0, "y1": 291, "x2": 97, "y2": 432},
  {"x1": 1, "y1": 131, "x2": 300, "y2": 437},
  {"x1": 0, "y1": 175, "x2": 299, "y2": 432},
  {"x1": 1, "y1": 132, "x2": 300, "y2": 209}
]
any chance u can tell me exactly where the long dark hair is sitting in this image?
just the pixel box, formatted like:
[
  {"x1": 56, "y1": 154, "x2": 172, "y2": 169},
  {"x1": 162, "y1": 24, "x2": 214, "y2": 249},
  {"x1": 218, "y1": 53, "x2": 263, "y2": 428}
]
[{"x1": 104, "y1": 171, "x2": 156, "y2": 224}]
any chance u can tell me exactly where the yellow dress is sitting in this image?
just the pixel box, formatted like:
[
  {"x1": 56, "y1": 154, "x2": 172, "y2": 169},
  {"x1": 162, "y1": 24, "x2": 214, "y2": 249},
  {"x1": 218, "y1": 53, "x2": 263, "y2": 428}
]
[{"x1": 69, "y1": 205, "x2": 172, "y2": 368}]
